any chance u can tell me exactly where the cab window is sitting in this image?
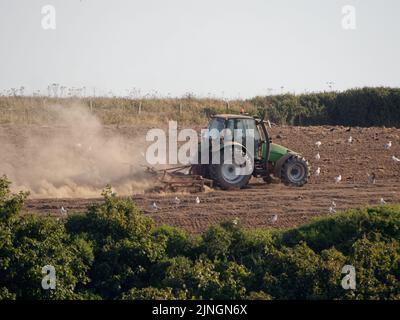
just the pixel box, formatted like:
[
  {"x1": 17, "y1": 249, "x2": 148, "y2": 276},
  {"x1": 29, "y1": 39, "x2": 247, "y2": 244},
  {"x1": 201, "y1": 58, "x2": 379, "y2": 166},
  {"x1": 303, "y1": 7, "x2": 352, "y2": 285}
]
[
  {"x1": 208, "y1": 118, "x2": 225, "y2": 132},
  {"x1": 235, "y1": 119, "x2": 260, "y2": 141}
]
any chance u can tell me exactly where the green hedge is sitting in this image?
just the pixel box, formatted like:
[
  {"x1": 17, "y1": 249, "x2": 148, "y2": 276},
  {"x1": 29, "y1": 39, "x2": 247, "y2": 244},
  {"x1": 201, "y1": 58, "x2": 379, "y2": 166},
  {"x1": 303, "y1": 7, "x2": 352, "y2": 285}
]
[
  {"x1": 0, "y1": 176, "x2": 399, "y2": 300},
  {"x1": 251, "y1": 87, "x2": 400, "y2": 127}
]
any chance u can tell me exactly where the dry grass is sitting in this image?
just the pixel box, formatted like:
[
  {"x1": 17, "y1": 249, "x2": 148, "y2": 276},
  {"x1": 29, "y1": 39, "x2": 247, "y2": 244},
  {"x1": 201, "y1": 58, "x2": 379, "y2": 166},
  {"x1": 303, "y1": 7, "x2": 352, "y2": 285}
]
[{"x1": 0, "y1": 96, "x2": 258, "y2": 127}]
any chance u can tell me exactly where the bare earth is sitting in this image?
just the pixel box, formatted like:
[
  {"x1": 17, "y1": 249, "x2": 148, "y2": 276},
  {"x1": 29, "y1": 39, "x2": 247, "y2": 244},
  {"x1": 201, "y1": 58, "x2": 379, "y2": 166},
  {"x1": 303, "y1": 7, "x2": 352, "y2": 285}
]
[{"x1": 12, "y1": 125, "x2": 400, "y2": 233}]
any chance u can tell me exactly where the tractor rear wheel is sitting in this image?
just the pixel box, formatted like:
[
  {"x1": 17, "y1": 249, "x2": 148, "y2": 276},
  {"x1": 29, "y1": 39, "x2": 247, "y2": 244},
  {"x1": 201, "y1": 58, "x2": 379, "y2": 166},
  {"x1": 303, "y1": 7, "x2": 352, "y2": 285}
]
[
  {"x1": 280, "y1": 155, "x2": 309, "y2": 187},
  {"x1": 211, "y1": 149, "x2": 253, "y2": 190}
]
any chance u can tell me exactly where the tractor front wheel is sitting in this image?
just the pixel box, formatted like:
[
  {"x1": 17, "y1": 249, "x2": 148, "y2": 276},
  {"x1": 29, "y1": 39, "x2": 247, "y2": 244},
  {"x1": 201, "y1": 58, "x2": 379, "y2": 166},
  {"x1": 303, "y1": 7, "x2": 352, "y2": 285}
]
[{"x1": 280, "y1": 155, "x2": 309, "y2": 187}]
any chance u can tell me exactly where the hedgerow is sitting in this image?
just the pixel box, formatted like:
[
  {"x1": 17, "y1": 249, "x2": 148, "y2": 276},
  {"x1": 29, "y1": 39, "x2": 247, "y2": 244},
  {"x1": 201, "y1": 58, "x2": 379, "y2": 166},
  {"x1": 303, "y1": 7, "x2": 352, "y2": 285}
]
[
  {"x1": 2, "y1": 87, "x2": 400, "y2": 127},
  {"x1": 0, "y1": 176, "x2": 399, "y2": 300}
]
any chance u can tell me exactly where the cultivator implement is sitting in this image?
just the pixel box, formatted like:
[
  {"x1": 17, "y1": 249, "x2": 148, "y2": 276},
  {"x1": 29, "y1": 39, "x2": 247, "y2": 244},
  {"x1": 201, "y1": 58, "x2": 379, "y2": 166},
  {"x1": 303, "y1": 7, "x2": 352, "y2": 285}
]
[{"x1": 145, "y1": 165, "x2": 213, "y2": 193}]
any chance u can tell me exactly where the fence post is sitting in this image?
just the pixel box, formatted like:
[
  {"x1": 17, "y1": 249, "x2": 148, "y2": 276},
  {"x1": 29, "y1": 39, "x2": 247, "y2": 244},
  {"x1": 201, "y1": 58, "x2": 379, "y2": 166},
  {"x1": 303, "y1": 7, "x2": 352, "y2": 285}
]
[
  {"x1": 179, "y1": 103, "x2": 182, "y2": 114},
  {"x1": 138, "y1": 101, "x2": 142, "y2": 115}
]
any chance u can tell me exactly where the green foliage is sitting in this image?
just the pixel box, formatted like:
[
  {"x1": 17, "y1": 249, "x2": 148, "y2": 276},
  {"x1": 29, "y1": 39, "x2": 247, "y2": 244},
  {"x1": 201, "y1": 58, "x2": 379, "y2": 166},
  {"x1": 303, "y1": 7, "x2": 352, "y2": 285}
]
[
  {"x1": 1, "y1": 176, "x2": 399, "y2": 300},
  {"x1": 157, "y1": 256, "x2": 194, "y2": 290},
  {"x1": 350, "y1": 237, "x2": 400, "y2": 299},
  {"x1": 0, "y1": 177, "x2": 93, "y2": 299},
  {"x1": 262, "y1": 243, "x2": 347, "y2": 299},
  {"x1": 201, "y1": 225, "x2": 233, "y2": 259},
  {"x1": 178, "y1": 258, "x2": 250, "y2": 300},
  {"x1": 0, "y1": 287, "x2": 16, "y2": 300},
  {"x1": 7, "y1": 217, "x2": 93, "y2": 299},
  {"x1": 252, "y1": 87, "x2": 400, "y2": 127},
  {"x1": 280, "y1": 206, "x2": 400, "y2": 254},
  {"x1": 0, "y1": 175, "x2": 28, "y2": 222},
  {"x1": 65, "y1": 186, "x2": 168, "y2": 299},
  {"x1": 120, "y1": 287, "x2": 186, "y2": 300},
  {"x1": 152, "y1": 225, "x2": 193, "y2": 257},
  {"x1": 246, "y1": 290, "x2": 272, "y2": 300}
]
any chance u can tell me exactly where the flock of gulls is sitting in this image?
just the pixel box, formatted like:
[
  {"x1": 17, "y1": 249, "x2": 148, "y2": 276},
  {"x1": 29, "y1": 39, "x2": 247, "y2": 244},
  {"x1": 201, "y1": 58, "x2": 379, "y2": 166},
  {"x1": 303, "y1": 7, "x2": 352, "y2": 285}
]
[
  {"x1": 151, "y1": 196, "x2": 200, "y2": 212},
  {"x1": 312, "y1": 135, "x2": 399, "y2": 220},
  {"x1": 314, "y1": 138, "x2": 399, "y2": 181},
  {"x1": 58, "y1": 131, "x2": 399, "y2": 227}
]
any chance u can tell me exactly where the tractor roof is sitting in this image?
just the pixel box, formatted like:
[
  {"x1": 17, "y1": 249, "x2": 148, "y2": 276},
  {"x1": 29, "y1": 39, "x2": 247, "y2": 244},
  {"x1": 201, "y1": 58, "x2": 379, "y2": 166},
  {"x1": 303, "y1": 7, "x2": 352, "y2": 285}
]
[{"x1": 212, "y1": 114, "x2": 255, "y2": 120}]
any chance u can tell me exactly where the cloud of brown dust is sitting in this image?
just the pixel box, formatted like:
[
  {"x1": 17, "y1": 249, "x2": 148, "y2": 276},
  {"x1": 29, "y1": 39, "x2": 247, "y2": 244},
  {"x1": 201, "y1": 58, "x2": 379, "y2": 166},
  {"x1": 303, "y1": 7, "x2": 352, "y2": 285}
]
[{"x1": 0, "y1": 104, "x2": 153, "y2": 198}]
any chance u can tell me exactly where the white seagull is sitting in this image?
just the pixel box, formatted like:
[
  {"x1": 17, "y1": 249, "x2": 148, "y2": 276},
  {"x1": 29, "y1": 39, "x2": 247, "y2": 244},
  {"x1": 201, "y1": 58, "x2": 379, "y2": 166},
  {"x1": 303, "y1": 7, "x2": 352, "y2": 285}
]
[
  {"x1": 151, "y1": 202, "x2": 160, "y2": 211},
  {"x1": 315, "y1": 141, "x2": 322, "y2": 148},
  {"x1": 348, "y1": 136, "x2": 353, "y2": 144},
  {"x1": 385, "y1": 141, "x2": 392, "y2": 150},
  {"x1": 271, "y1": 214, "x2": 278, "y2": 223},
  {"x1": 329, "y1": 206, "x2": 337, "y2": 214},
  {"x1": 392, "y1": 156, "x2": 400, "y2": 163},
  {"x1": 315, "y1": 153, "x2": 321, "y2": 161},
  {"x1": 315, "y1": 167, "x2": 321, "y2": 176},
  {"x1": 380, "y1": 198, "x2": 387, "y2": 205},
  {"x1": 195, "y1": 196, "x2": 200, "y2": 204},
  {"x1": 335, "y1": 175, "x2": 342, "y2": 183},
  {"x1": 60, "y1": 206, "x2": 68, "y2": 216},
  {"x1": 173, "y1": 196, "x2": 181, "y2": 206}
]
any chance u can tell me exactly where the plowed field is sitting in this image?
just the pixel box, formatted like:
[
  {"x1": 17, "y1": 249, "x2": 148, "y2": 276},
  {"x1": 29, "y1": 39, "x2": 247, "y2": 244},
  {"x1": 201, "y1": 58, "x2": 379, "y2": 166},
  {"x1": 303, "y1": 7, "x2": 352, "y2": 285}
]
[{"x1": 14, "y1": 125, "x2": 400, "y2": 233}]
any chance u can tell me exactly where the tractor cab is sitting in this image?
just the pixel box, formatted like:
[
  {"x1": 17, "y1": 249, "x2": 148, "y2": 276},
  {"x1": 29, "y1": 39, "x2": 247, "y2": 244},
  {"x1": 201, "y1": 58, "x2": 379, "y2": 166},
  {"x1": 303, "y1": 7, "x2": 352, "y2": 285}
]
[{"x1": 206, "y1": 114, "x2": 266, "y2": 160}]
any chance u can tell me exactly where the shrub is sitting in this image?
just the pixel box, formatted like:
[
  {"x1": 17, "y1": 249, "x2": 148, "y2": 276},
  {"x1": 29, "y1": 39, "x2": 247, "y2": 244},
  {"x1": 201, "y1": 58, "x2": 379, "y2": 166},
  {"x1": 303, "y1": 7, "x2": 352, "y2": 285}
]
[
  {"x1": 0, "y1": 177, "x2": 93, "y2": 299},
  {"x1": 1, "y1": 176, "x2": 399, "y2": 300},
  {"x1": 152, "y1": 225, "x2": 193, "y2": 257},
  {"x1": 120, "y1": 287, "x2": 186, "y2": 300},
  {"x1": 280, "y1": 206, "x2": 400, "y2": 254},
  {"x1": 65, "y1": 187, "x2": 168, "y2": 299},
  {"x1": 350, "y1": 237, "x2": 400, "y2": 299},
  {"x1": 201, "y1": 225, "x2": 233, "y2": 260}
]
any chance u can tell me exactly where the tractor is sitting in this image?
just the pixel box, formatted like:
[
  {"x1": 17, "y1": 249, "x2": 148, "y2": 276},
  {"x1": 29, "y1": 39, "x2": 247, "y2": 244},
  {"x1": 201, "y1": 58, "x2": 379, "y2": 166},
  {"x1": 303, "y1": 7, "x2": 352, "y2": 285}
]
[{"x1": 190, "y1": 114, "x2": 310, "y2": 190}]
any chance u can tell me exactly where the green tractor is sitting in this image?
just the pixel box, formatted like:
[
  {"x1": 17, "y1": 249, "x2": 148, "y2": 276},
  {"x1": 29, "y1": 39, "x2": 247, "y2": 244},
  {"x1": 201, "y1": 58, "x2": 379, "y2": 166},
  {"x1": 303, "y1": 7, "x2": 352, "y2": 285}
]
[{"x1": 191, "y1": 114, "x2": 310, "y2": 190}]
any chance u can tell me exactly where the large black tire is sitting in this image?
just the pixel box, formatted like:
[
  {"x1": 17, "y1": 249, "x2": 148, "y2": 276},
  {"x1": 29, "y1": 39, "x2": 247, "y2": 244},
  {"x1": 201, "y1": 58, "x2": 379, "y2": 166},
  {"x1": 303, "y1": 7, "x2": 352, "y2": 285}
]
[
  {"x1": 211, "y1": 149, "x2": 253, "y2": 190},
  {"x1": 280, "y1": 155, "x2": 310, "y2": 187}
]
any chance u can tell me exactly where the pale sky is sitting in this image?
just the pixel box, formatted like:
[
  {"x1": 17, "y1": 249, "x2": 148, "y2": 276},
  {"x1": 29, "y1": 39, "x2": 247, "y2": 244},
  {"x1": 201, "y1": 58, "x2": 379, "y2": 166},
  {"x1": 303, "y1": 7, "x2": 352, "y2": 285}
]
[{"x1": 0, "y1": 0, "x2": 399, "y2": 98}]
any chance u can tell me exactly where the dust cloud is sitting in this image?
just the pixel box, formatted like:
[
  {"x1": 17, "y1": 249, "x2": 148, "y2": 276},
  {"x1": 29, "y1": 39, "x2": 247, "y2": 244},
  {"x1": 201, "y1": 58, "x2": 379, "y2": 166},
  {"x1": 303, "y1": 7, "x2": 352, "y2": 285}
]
[{"x1": 0, "y1": 104, "x2": 154, "y2": 198}]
